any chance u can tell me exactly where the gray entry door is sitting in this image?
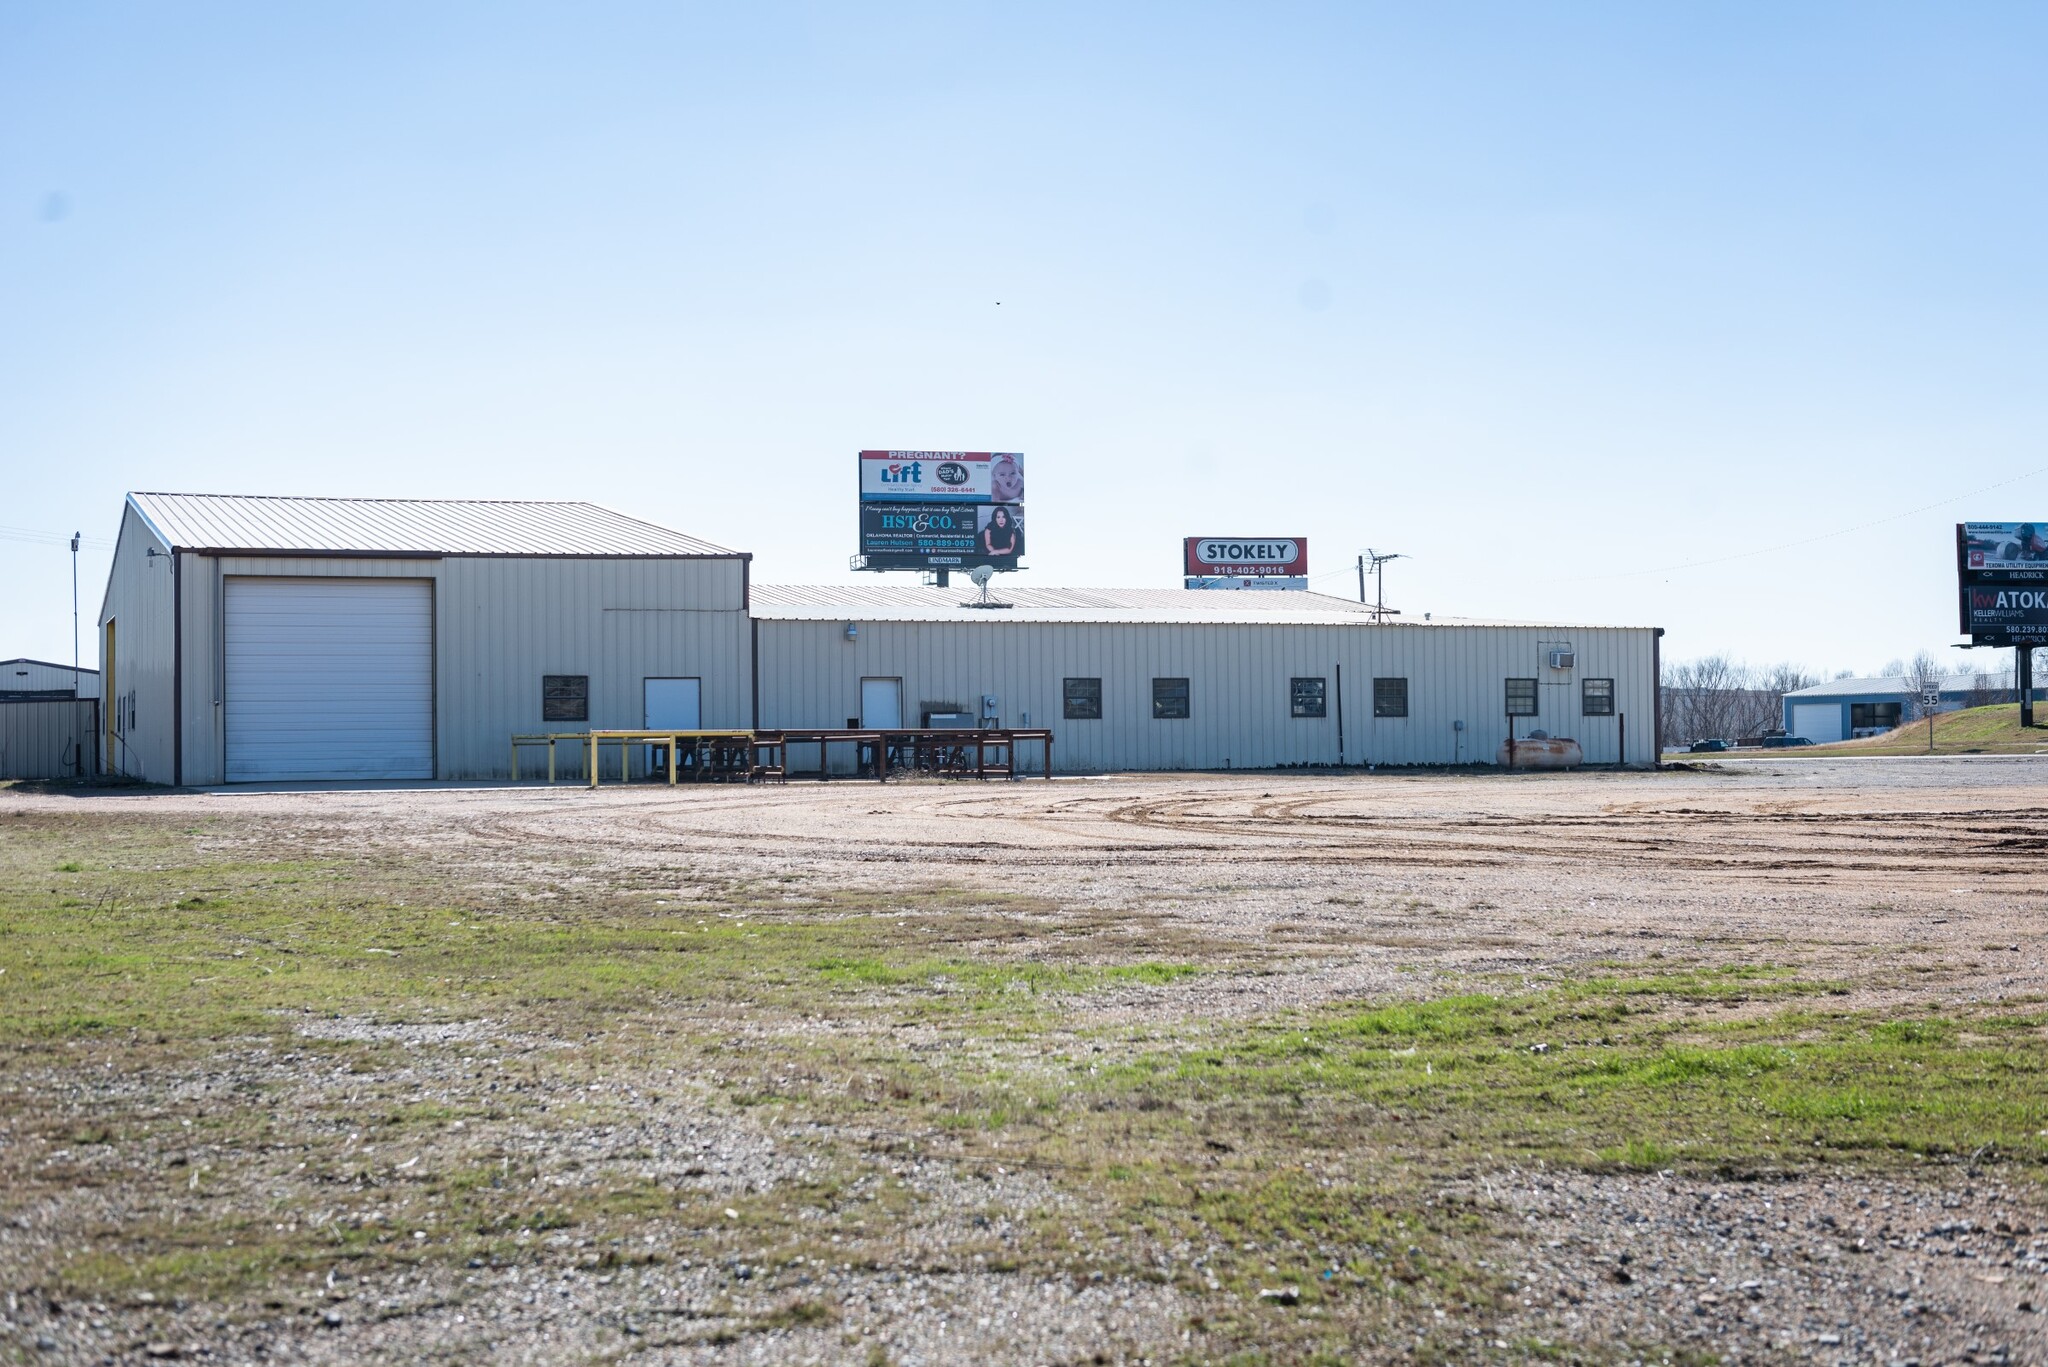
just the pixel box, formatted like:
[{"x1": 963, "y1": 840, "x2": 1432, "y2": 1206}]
[{"x1": 860, "y1": 677, "x2": 902, "y2": 730}]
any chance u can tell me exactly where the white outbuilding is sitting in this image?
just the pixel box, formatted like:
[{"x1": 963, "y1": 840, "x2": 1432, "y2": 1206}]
[{"x1": 96, "y1": 491, "x2": 1662, "y2": 783}]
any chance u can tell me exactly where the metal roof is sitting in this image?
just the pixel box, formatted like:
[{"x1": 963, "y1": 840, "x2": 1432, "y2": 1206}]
[
  {"x1": 1784, "y1": 675, "x2": 2002, "y2": 701},
  {"x1": 750, "y1": 583, "x2": 1637, "y2": 628},
  {"x1": 127, "y1": 492, "x2": 738, "y2": 558},
  {"x1": 0, "y1": 658, "x2": 100, "y2": 675}
]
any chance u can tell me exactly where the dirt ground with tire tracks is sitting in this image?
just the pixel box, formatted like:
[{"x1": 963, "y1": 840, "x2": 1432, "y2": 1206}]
[{"x1": 2, "y1": 757, "x2": 2046, "y2": 1365}]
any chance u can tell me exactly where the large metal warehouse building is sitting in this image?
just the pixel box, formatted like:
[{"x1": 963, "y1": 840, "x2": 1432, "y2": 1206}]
[
  {"x1": 98, "y1": 492, "x2": 1661, "y2": 783},
  {"x1": 99, "y1": 493, "x2": 751, "y2": 784}
]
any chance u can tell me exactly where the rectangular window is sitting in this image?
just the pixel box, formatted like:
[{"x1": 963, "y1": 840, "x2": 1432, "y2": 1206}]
[
  {"x1": 1152, "y1": 677, "x2": 1190, "y2": 720},
  {"x1": 1850, "y1": 702, "x2": 1901, "y2": 731},
  {"x1": 542, "y1": 674, "x2": 589, "y2": 723},
  {"x1": 1063, "y1": 677, "x2": 1102, "y2": 720},
  {"x1": 1290, "y1": 677, "x2": 1326, "y2": 718},
  {"x1": 1581, "y1": 678, "x2": 1615, "y2": 716},
  {"x1": 1505, "y1": 677, "x2": 1538, "y2": 717},
  {"x1": 1373, "y1": 677, "x2": 1408, "y2": 718}
]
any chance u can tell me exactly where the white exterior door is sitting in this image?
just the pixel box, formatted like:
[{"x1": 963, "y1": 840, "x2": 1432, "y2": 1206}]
[
  {"x1": 1791, "y1": 703, "x2": 1844, "y2": 744},
  {"x1": 225, "y1": 578, "x2": 434, "y2": 782},
  {"x1": 860, "y1": 677, "x2": 902, "y2": 730},
  {"x1": 643, "y1": 678, "x2": 701, "y2": 729}
]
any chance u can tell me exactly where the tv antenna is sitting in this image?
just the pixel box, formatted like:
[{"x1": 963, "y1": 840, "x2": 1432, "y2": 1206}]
[{"x1": 1361, "y1": 549, "x2": 1405, "y2": 621}]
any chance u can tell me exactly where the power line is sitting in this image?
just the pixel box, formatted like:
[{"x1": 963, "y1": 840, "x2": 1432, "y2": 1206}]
[
  {"x1": 0, "y1": 525, "x2": 113, "y2": 548},
  {"x1": 1530, "y1": 462, "x2": 2048, "y2": 585}
]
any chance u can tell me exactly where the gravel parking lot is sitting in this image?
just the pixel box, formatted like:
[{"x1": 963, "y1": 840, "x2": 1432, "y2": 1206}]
[{"x1": 2, "y1": 758, "x2": 2044, "y2": 1364}]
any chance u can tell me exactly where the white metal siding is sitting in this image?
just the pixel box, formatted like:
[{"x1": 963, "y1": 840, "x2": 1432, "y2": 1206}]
[
  {"x1": 172, "y1": 555, "x2": 752, "y2": 782},
  {"x1": 1, "y1": 660, "x2": 101, "y2": 698},
  {"x1": 96, "y1": 506, "x2": 178, "y2": 782},
  {"x1": 756, "y1": 619, "x2": 1659, "y2": 771},
  {"x1": 225, "y1": 578, "x2": 435, "y2": 781}
]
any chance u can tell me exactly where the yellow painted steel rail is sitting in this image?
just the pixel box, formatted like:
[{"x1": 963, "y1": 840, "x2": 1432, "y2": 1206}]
[{"x1": 584, "y1": 730, "x2": 763, "y2": 786}]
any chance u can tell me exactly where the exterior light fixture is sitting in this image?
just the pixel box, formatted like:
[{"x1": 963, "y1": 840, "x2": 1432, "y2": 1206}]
[{"x1": 844, "y1": 623, "x2": 858, "y2": 642}]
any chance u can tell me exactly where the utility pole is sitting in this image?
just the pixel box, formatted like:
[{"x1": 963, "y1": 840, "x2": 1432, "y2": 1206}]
[
  {"x1": 1363, "y1": 549, "x2": 1406, "y2": 621},
  {"x1": 70, "y1": 532, "x2": 80, "y2": 694}
]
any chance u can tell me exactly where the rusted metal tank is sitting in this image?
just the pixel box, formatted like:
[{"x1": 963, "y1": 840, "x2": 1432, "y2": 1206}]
[{"x1": 1496, "y1": 734, "x2": 1583, "y2": 770}]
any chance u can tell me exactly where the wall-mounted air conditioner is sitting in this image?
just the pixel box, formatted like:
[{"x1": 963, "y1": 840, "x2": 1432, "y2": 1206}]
[{"x1": 1547, "y1": 649, "x2": 1576, "y2": 670}]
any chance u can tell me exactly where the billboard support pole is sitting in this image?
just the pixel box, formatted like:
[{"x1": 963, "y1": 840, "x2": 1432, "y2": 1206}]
[{"x1": 2023, "y1": 646, "x2": 2035, "y2": 728}]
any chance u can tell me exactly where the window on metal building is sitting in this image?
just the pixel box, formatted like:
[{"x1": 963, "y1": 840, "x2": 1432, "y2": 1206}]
[
  {"x1": 1373, "y1": 677, "x2": 1408, "y2": 718},
  {"x1": 1290, "y1": 677, "x2": 1326, "y2": 718},
  {"x1": 1505, "y1": 678, "x2": 1538, "y2": 717},
  {"x1": 542, "y1": 674, "x2": 589, "y2": 723},
  {"x1": 1063, "y1": 677, "x2": 1102, "y2": 720},
  {"x1": 1581, "y1": 678, "x2": 1615, "y2": 716},
  {"x1": 1152, "y1": 677, "x2": 1190, "y2": 719}
]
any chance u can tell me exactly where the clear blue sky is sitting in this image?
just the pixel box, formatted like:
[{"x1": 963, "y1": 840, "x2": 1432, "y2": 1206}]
[{"x1": 6, "y1": 3, "x2": 2046, "y2": 676}]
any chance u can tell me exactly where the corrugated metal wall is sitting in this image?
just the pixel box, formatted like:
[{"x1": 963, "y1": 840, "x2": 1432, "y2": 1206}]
[
  {"x1": 1, "y1": 660, "x2": 100, "y2": 698},
  {"x1": 97, "y1": 505, "x2": 178, "y2": 782},
  {"x1": 174, "y1": 554, "x2": 751, "y2": 782},
  {"x1": 0, "y1": 699, "x2": 100, "y2": 780},
  {"x1": 757, "y1": 618, "x2": 1659, "y2": 771}
]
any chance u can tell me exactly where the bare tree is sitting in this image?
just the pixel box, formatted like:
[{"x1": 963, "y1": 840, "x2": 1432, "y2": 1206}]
[
  {"x1": 1660, "y1": 657, "x2": 1824, "y2": 746},
  {"x1": 1905, "y1": 650, "x2": 1946, "y2": 751},
  {"x1": 1964, "y1": 649, "x2": 2017, "y2": 708},
  {"x1": 1741, "y1": 662, "x2": 1819, "y2": 738},
  {"x1": 1662, "y1": 655, "x2": 1747, "y2": 746}
]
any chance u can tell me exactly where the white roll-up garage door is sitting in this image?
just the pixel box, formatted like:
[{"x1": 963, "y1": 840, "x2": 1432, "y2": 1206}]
[
  {"x1": 226, "y1": 578, "x2": 434, "y2": 782},
  {"x1": 1790, "y1": 702, "x2": 1844, "y2": 744}
]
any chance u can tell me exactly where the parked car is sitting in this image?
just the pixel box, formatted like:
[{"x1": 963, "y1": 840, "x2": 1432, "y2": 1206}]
[
  {"x1": 1761, "y1": 734, "x2": 1816, "y2": 748},
  {"x1": 1689, "y1": 738, "x2": 1731, "y2": 753}
]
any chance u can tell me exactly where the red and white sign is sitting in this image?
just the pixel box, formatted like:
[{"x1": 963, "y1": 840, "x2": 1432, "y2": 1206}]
[{"x1": 1183, "y1": 537, "x2": 1307, "y2": 577}]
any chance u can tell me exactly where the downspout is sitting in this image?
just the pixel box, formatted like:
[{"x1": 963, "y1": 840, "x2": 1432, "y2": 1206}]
[
  {"x1": 1652, "y1": 627, "x2": 1665, "y2": 769},
  {"x1": 1334, "y1": 662, "x2": 1344, "y2": 766},
  {"x1": 172, "y1": 550, "x2": 183, "y2": 786},
  {"x1": 743, "y1": 554, "x2": 758, "y2": 729}
]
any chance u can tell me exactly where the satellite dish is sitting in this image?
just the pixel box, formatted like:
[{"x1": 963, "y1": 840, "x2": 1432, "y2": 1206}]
[{"x1": 969, "y1": 564, "x2": 996, "y2": 588}]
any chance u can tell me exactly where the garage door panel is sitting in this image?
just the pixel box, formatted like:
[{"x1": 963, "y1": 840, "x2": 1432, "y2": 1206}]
[
  {"x1": 226, "y1": 578, "x2": 434, "y2": 782},
  {"x1": 1791, "y1": 703, "x2": 1844, "y2": 744}
]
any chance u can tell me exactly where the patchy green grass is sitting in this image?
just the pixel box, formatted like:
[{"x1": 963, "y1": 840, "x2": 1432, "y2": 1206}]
[
  {"x1": 1068, "y1": 972, "x2": 2048, "y2": 1181},
  {"x1": 3, "y1": 804, "x2": 2044, "y2": 1364}
]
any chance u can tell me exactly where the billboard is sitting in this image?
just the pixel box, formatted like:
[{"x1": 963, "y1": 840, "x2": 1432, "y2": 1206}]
[
  {"x1": 860, "y1": 451, "x2": 1024, "y2": 503},
  {"x1": 860, "y1": 502, "x2": 1023, "y2": 571},
  {"x1": 1183, "y1": 537, "x2": 1307, "y2": 577},
  {"x1": 1957, "y1": 523, "x2": 2048, "y2": 642},
  {"x1": 1961, "y1": 583, "x2": 2048, "y2": 646},
  {"x1": 1960, "y1": 523, "x2": 2048, "y2": 576}
]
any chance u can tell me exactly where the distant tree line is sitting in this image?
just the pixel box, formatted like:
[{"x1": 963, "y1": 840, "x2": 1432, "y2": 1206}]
[
  {"x1": 1660, "y1": 657, "x2": 1818, "y2": 747},
  {"x1": 1660, "y1": 650, "x2": 2021, "y2": 747}
]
